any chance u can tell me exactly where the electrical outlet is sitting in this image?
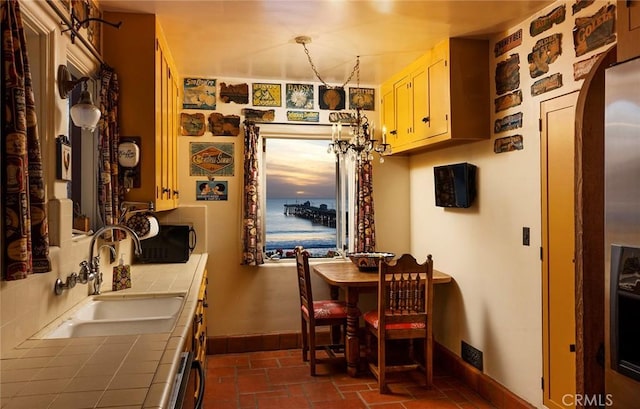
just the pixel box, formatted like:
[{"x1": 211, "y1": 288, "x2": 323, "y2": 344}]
[
  {"x1": 523, "y1": 226, "x2": 530, "y2": 246},
  {"x1": 461, "y1": 340, "x2": 483, "y2": 371}
]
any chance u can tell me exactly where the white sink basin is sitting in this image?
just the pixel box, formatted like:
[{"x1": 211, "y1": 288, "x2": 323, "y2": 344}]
[{"x1": 41, "y1": 294, "x2": 185, "y2": 339}]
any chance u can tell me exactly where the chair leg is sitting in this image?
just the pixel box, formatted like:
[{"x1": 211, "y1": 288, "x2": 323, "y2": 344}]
[
  {"x1": 301, "y1": 316, "x2": 309, "y2": 362},
  {"x1": 309, "y1": 322, "x2": 317, "y2": 376},
  {"x1": 378, "y1": 337, "x2": 387, "y2": 394},
  {"x1": 424, "y1": 338, "x2": 433, "y2": 389}
]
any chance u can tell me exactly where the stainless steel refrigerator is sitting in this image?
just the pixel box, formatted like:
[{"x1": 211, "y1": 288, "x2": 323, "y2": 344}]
[{"x1": 604, "y1": 57, "x2": 640, "y2": 407}]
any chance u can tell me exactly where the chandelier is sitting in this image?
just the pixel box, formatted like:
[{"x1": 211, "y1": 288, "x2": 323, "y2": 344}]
[{"x1": 295, "y1": 36, "x2": 391, "y2": 163}]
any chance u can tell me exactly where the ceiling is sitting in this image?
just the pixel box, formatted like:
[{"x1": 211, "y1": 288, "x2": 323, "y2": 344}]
[{"x1": 99, "y1": 0, "x2": 555, "y2": 86}]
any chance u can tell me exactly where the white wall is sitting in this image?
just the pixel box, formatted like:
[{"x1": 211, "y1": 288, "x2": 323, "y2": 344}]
[{"x1": 408, "y1": 1, "x2": 613, "y2": 405}]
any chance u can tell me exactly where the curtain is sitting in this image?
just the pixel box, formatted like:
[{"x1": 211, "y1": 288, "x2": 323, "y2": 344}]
[
  {"x1": 354, "y1": 159, "x2": 376, "y2": 252},
  {"x1": 1, "y1": 0, "x2": 51, "y2": 280},
  {"x1": 97, "y1": 65, "x2": 122, "y2": 232},
  {"x1": 241, "y1": 121, "x2": 264, "y2": 265}
]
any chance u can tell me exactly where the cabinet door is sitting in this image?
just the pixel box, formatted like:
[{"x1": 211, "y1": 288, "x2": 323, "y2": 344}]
[
  {"x1": 411, "y1": 65, "x2": 428, "y2": 139},
  {"x1": 380, "y1": 85, "x2": 395, "y2": 147},
  {"x1": 394, "y1": 74, "x2": 412, "y2": 148},
  {"x1": 155, "y1": 40, "x2": 164, "y2": 204},
  {"x1": 617, "y1": 0, "x2": 640, "y2": 62},
  {"x1": 426, "y1": 57, "x2": 449, "y2": 138}
]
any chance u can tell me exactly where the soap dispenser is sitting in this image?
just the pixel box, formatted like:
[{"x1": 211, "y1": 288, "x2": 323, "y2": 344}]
[{"x1": 112, "y1": 253, "x2": 131, "y2": 291}]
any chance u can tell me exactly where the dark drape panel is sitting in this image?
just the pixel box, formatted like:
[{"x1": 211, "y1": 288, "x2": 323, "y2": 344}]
[
  {"x1": 1, "y1": 0, "x2": 51, "y2": 280},
  {"x1": 355, "y1": 159, "x2": 376, "y2": 252},
  {"x1": 241, "y1": 122, "x2": 264, "y2": 265},
  {"x1": 97, "y1": 65, "x2": 122, "y2": 230}
]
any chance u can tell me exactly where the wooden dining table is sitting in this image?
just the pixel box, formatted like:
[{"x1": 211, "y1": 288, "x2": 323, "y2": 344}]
[{"x1": 312, "y1": 261, "x2": 452, "y2": 377}]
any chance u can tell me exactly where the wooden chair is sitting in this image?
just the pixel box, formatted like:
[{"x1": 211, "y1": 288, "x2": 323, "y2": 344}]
[
  {"x1": 295, "y1": 247, "x2": 348, "y2": 375},
  {"x1": 364, "y1": 253, "x2": 434, "y2": 393}
]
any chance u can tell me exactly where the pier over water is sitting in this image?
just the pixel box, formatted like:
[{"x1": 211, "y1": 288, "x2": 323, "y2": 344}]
[{"x1": 284, "y1": 201, "x2": 336, "y2": 228}]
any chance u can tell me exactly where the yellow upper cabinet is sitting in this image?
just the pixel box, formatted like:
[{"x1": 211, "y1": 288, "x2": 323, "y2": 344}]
[
  {"x1": 103, "y1": 12, "x2": 180, "y2": 211},
  {"x1": 616, "y1": 0, "x2": 640, "y2": 62},
  {"x1": 380, "y1": 38, "x2": 489, "y2": 155}
]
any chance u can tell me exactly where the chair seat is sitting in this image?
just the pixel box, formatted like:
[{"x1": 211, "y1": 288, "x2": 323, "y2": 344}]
[
  {"x1": 302, "y1": 300, "x2": 349, "y2": 319},
  {"x1": 363, "y1": 310, "x2": 426, "y2": 330}
]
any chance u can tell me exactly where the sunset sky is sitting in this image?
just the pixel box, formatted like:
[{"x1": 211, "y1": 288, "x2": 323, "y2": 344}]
[{"x1": 265, "y1": 138, "x2": 335, "y2": 199}]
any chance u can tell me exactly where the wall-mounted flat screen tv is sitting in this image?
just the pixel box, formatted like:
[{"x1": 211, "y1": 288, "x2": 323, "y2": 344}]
[{"x1": 434, "y1": 162, "x2": 477, "y2": 208}]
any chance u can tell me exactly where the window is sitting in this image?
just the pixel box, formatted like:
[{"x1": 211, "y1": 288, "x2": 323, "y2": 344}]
[{"x1": 263, "y1": 137, "x2": 347, "y2": 259}]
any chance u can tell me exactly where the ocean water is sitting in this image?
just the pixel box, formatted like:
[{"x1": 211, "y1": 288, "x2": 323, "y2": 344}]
[{"x1": 265, "y1": 198, "x2": 337, "y2": 258}]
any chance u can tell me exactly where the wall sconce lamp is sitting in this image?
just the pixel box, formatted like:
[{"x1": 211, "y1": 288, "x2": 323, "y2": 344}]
[{"x1": 57, "y1": 65, "x2": 101, "y2": 131}]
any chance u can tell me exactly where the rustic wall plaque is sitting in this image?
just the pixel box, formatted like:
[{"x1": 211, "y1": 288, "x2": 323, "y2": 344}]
[
  {"x1": 494, "y1": 135, "x2": 524, "y2": 153},
  {"x1": 573, "y1": 4, "x2": 616, "y2": 57},
  {"x1": 494, "y1": 29, "x2": 523, "y2": 58},
  {"x1": 531, "y1": 73, "x2": 563, "y2": 96},
  {"x1": 530, "y1": 5, "x2": 566, "y2": 37},
  {"x1": 286, "y1": 111, "x2": 319, "y2": 122},
  {"x1": 496, "y1": 54, "x2": 520, "y2": 96},
  {"x1": 573, "y1": 52, "x2": 603, "y2": 81},
  {"x1": 494, "y1": 90, "x2": 523, "y2": 113},
  {"x1": 319, "y1": 86, "x2": 346, "y2": 110},
  {"x1": 494, "y1": 112, "x2": 523, "y2": 134},
  {"x1": 208, "y1": 113, "x2": 240, "y2": 136},
  {"x1": 329, "y1": 112, "x2": 357, "y2": 124},
  {"x1": 572, "y1": 0, "x2": 595, "y2": 15},
  {"x1": 219, "y1": 82, "x2": 249, "y2": 104},
  {"x1": 241, "y1": 108, "x2": 275, "y2": 122},
  {"x1": 528, "y1": 33, "x2": 563, "y2": 78},
  {"x1": 180, "y1": 113, "x2": 206, "y2": 136}
]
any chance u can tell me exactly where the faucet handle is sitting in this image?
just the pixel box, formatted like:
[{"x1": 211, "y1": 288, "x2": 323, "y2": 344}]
[{"x1": 78, "y1": 260, "x2": 94, "y2": 284}]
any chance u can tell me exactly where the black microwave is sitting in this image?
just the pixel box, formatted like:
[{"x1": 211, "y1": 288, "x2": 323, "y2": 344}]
[{"x1": 135, "y1": 225, "x2": 196, "y2": 264}]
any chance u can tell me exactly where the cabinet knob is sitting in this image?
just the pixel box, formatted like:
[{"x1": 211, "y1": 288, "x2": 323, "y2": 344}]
[
  {"x1": 422, "y1": 117, "x2": 430, "y2": 123},
  {"x1": 162, "y1": 187, "x2": 170, "y2": 194},
  {"x1": 172, "y1": 190, "x2": 179, "y2": 197},
  {"x1": 390, "y1": 130, "x2": 397, "y2": 136}
]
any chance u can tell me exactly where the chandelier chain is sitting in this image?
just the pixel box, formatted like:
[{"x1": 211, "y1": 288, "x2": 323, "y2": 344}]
[{"x1": 302, "y1": 43, "x2": 359, "y2": 89}]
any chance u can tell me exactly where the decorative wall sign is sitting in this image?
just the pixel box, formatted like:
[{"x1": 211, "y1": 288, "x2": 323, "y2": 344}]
[
  {"x1": 530, "y1": 5, "x2": 566, "y2": 37},
  {"x1": 286, "y1": 111, "x2": 319, "y2": 122},
  {"x1": 573, "y1": 4, "x2": 616, "y2": 57},
  {"x1": 494, "y1": 90, "x2": 523, "y2": 113},
  {"x1": 180, "y1": 113, "x2": 206, "y2": 136},
  {"x1": 56, "y1": 135, "x2": 72, "y2": 181},
  {"x1": 494, "y1": 135, "x2": 524, "y2": 153},
  {"x1": 494, "y1": 112, "x2": 523, "y2": 134},
  {"x1": 494, "y1": 29, "x2": 523, "y2": 58},
  {"x1": 573, "y1": 52, "x2": 603, "y2": 81},
  {"x1": 329, "y1": 112, "x2": 356, "y2": 124},
  {"x1": 189, "y1": 142, "x2": 234, "y2": 176},
  {"x1": 572, "y1": 0, "x2": 595, "y2": 15},
  {"x1": 286, "y1": 84, "x2": 314, "y2": 109},
  {"x1": 196, "y1": 180, "x2": 228, "y2": 201},
  {"x1": 241, "y1": 108, "x2": 275, "y2": 122},
  {"x1": 495, "y1": 54, "x2": 520, "y2": 96},
  {"x1": 319, "y1": 86, "x2": 346, "y2": 110},
  {"x1": 531, "y1": 73, "x2": 563, "y2": 96},
  {"x1": 183, "y1": 78, "x2": 216, "y2": 110},
  {"x1": 219, "y1": 82, "x2": 249, "y2": 104},
  {"x1": 252, "y1": 83, "x2": 281, "y2": 107},
  {"x1": 528, "y1": 33, "x2": 562, "y2": 78},
  {"x1": 349, "y1": 87, "x2": 375, "y2": 110},
  {"x1": 208, "y1": 113, "x2": 240, "y2": 136}
]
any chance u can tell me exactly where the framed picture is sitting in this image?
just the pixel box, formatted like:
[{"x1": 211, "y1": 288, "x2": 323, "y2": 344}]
[
  {"x1": 196, "y1": 180, "x2": 228, "y2": 201},
  {"x1": 252, "y1": 83, "x2": 281, "y2": 107},
  {"x1": 319, "y1": 86, "x2": 345, "y2": 110},
  {"x1": 183, "y1": 78, "x2": 217, "y2": 110},
  {"x1": 56, "y1": 135, "x2": 72, "y2": 181},
  {"x1": 349, "y1": 87, "x2": 375, "y2": 110},
  {"x1": 286, "y1": 83, "x2": 314, "y2": 109},
  {"x1": 189, "y1": 142, "x2": 234, "y2": 176}
]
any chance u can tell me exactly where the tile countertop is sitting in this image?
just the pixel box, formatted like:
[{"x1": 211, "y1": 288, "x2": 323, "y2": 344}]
[{"x1": 0, "y1": 253, "x2": 208, "y2": 409}]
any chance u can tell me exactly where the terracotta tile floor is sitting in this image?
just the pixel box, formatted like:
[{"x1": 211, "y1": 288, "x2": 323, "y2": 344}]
[{"x1": 204, "y1": 349, "x2": 496, "y2": 409}]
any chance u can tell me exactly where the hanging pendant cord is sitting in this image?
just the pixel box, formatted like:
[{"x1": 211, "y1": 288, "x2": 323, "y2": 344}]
[{"x1": 301, "y1": 42, "x2": 360, "y2": 89}]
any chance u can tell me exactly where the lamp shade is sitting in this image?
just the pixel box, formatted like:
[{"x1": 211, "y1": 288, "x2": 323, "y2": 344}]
[{"x1": 70, "y1": 90, "x2": 101, "y2": 131}]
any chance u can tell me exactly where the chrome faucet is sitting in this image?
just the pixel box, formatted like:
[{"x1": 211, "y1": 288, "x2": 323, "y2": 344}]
[{"x1": 86, "y1": 224, "x2": 142, "y2": 295}]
